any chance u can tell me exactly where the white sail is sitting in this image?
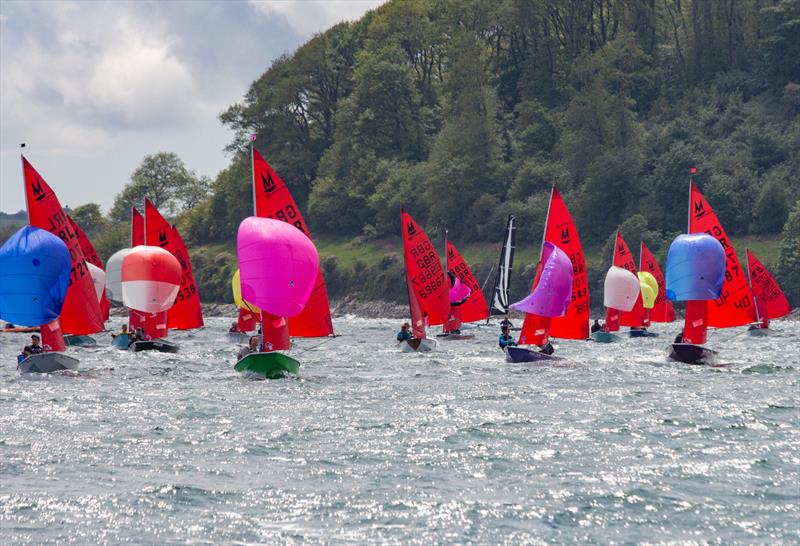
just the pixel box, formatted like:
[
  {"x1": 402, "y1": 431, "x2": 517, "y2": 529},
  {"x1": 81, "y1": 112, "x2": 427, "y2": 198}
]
[{"x1": 490, "y1": 215, "x2": 516, "y2": 315}]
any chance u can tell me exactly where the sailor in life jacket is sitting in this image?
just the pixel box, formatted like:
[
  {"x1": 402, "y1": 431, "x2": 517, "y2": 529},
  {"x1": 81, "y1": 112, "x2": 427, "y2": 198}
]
[{"x1": 498, "y1": 325, "x2": 517, "y2": 349}]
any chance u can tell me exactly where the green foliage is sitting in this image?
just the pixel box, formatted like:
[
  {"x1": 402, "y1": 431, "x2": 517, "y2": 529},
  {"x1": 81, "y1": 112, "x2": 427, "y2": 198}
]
[
  {"x1": 776, "y1": 200, "x2": 800, "y2": 307},
  {"x1": 70, "y1": 203, "x2": 106, "y2": 238},
  {"x1": 751, "y1": 176, "x2": 790, "y2": 234},
  {"x1": 110, "y1": 152, "x2": 206, "y2": 222}
]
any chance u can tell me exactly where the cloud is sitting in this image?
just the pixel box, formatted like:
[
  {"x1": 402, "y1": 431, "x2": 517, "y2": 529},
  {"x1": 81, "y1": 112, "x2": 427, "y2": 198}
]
[
  {"x1": 0, "y1": 2, "x2": 214, "y2": 156},
  {"x1": 249, "y1": 0, "x2": 384, "y2": 36}
]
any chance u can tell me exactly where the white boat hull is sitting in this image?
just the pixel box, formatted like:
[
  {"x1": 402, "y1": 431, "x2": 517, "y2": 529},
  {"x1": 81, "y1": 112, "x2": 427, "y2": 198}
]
[{"x1": 400, "y1": 338, "x2": 438, "y2": 353}]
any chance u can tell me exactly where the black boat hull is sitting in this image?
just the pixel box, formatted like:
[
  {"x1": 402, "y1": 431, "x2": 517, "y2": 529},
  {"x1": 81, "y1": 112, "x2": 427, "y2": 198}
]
[{"x1": 667, "y1": 343, "x2": 718, "y2": 365}]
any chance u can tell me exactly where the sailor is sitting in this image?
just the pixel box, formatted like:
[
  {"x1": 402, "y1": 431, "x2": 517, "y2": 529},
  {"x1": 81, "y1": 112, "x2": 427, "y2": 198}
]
[
  {"x1": 498, "y1": 325, "x2": 516, "y2": 349},
  {"x1": 23, "y1": 334, "x2": 44, "y2": 356},
  {"x1": 674, "y1": 332, "x2": 683, "y2": 344},
  {"x1": 237, "y1": 336, "x2": 260, "y2": 360},
  {"x1": 229, "y1": 321, "x2": 240, "y2": 333},
  {"x1": 128, "y1": 327, "x2": 147, "y2": 346},
  {"x1": 111, "y1": 324, "x2": 129, "y2": 339},
  {"x1": 591, "y1": 319, "x2": 602, "y2": 333},
  {"x1": 500, "y1": 317, "x2": 514, "y2": 329},
  {"x1": 397, "y1": 322, "x2": 413, "y2": 342},
  {"x1": 539, "y1": 341, "x2": 554, "y2": 355},
  {"x1": 17, "y1": 348, "x2": 32, "y2": 364}
]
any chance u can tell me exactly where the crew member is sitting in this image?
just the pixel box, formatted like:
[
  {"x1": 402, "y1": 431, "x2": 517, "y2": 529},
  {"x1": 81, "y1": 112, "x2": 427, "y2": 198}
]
[
  {"x1": 111, "y1": 324, "x2": 129, "y2": 339},
  {"x1": 238, "y1": 336, "x2": 260, "y2": 360},
  {"x1": 591, "y1": 319, "x2": 602, "y2": 333},
  {"x1": 539, "y1": 341, "x2": 554, "y2": 355},
  {"x1": 498, "y1": 325, "x2": 516, "y2": 349},
  {"x1": 397, "y1": 323, "x2": 413, "y2": 342},
  {"x1": 23, "y1": 334, "x2": 44, "y2": 356}
]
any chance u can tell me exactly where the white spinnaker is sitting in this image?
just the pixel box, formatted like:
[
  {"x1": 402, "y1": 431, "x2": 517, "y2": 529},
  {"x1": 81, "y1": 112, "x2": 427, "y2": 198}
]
[
  {"x1": 604, "y1": 266, "x2": 640, "y2": 312},
  {"x1": 105, "y1": 248, "x2": 131, "y2": 303},
  {"x1": 86, "y1": 263, "x2": 106, "y2": 303}
]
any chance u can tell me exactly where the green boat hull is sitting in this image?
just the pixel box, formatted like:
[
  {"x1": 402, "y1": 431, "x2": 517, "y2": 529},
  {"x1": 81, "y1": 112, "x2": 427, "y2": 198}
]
[
  {"x1": 234, "y1": 352, "x2": 300, "y2": 379},
  {"x1": 591, "y1": 331, "x2": 622, "y2": 343}
]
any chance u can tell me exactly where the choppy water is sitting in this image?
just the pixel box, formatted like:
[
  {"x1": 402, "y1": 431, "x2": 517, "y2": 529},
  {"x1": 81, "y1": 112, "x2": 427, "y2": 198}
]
[{"x1": 1, "y1": 317, "x2": 798, "y2": 545}]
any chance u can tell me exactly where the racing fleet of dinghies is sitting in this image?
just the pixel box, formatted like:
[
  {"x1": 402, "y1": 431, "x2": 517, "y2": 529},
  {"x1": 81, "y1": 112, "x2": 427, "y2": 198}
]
[{"x1": 0, "y1": 156, "x2": 794, "y2": 374}]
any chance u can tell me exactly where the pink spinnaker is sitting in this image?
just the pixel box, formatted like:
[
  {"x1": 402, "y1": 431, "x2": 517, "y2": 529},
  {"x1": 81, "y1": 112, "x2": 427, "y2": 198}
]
[{"x1": 237, "y1": 216, "x2": 319, "y2": 318}]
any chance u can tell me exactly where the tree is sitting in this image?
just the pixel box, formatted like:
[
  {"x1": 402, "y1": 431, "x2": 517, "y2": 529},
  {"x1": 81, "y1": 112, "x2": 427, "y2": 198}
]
[
  {"x1": 110, "y1": 153, "x2": 203, "y2": 222},
  {"x1": 70, "y1": 203, "x2": 106, "y2": 238},
  {"x1": 776, "y1": 199, "x2": 800, "y2": 307}
]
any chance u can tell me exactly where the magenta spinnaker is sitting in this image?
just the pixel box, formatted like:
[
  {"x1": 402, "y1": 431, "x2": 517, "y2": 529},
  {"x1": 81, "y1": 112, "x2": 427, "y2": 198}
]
[{"x1": 237, "y1": 216, "x2": 320, "y2": 318}]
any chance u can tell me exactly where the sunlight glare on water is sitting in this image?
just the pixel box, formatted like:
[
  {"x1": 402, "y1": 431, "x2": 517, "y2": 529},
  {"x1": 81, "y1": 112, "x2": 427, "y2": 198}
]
[{"x1": 1, "y1": 317, "x2": 798, "y2": 544}]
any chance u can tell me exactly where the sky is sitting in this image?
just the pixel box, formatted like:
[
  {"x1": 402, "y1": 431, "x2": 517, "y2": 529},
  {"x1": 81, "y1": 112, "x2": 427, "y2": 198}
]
[{"x1": 0, "y1": 0, "x2": 385, "y2": 213}]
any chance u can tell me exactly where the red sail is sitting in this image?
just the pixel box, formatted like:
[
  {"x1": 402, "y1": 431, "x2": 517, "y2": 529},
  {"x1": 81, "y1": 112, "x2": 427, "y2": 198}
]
[
  {"x1": 237, "y1": 308, "x2": 257, "y2": 332},
  {"x1": 23, "y1": 157, "x2": 104, "y2": 335},
  {"x1": 68, "y1": 214, "x2": 110, "y2": 321},
  {"x1": 41, "y1": 319, "x2": 66, "y2": 352},
  {"x1": 688, "y1": 182, "x2": 754, "y2": 327},
  {"x1": 252, "y1": 150, "x2": 333, "y2": 337},
  {"x1": 143, "y1": 199, "x2": 204, "y2": 330},
  {"x1": 614, "y1": 232, "x2": 648, "y2": 328},
  {"x1": 639, "y1": 242, "x2": 675, "y2": 323},
  {"x1": 520, "y1": 187, "x2": 589, "y2": 341},
  {"x1": 261, "y1": 312, "x2": 290, "y2": 351},
  {"x1": 132, "y1": 208, "x2": 145, "y2": 246},
  {"x1": 747, "y1": 249, "x2": 790, "y2": 322},
  {"x1": 445, "y1": 240, "x2": 490, "y2": 323},
  {"x1": 683, "y1": 300, "x2": 708, "y2": 344},
  {"x1": 401, "y1": 209, "x2": 450, "y2": 335}
]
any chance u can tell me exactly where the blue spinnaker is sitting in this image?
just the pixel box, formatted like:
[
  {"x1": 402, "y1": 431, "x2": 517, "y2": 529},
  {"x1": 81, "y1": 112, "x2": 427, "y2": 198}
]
[
  {"x1": 0, "y1": 226, "x2": 71, "y2": 326},
  {"x1": 665, "y1": 233, "x2": 725, "y2": 301}
]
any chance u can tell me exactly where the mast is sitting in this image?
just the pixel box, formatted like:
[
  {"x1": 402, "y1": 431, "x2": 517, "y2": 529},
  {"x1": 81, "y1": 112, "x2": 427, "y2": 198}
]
[
  {"x1": 745, "y1": 248, "x2": 761, "y2": 324},
  {"x1": 541, "y1": 186, "x2": 555, "y2": 259},
  {"x1": 250, "y1": 135, "x2": 257, "y2": 217}
]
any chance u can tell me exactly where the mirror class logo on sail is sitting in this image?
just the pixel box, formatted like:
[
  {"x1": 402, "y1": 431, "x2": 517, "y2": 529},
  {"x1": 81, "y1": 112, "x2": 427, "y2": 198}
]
[
  {"x1": 560, "y1": 225, "x2": 571, "y2": 244},
  {"x1": 158, "y1": 229, "x2": 169, "y2": 247},
  {"x1": 407, "y1": 222, "x2": 417, "y2": 237},
  {"x1": 261, "y1": 172, "x2": 276, "y2": 194},
  {"x1": 31, "y1": 178, "x2": 50, "y2": 202},
  {"x1": 693, "y1": 199, "x2": 707, "y2": 219}
]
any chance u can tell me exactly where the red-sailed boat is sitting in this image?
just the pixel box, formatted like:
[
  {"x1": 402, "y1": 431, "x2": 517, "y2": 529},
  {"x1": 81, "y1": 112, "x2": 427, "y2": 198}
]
[
  {"x1": 513, "y1": 186, "x2": 589, "y2": 361},
  {"x1": 745, "y1": 249, "x2": 790, "y2": 334},
  {"x1": 400, "y1": 209, "x2": 450, "y2": 352},
  {"x1": 439, "y1": 238, "x2": 489, "y2": 340}
]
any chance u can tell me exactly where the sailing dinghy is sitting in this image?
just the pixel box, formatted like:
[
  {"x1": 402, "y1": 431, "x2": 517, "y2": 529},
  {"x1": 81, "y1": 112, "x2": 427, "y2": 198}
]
[
  {"x1": 593, "y1": 231, "x2": 640, "y2": 343},
  {"x1": 666, "y1": 174, "x2": 748, "y2": 364},
  {"x1": 235, "y1": 217, "x2": 319, "y2": 378},
  {"x1": 745, "y1": 249, "x2": 790, "y2": 335},
  {"x1": 509, "y1": 186, "x2": 590, "y2": 362},
  {"x1": 665, "y1": 233, "x2": 726, "y2": 364},
  {"x1": 0, "y1": 226, "x2": 77, "y2": 373},
  {"x1": 438, "y1": 238, "x2": 489, "y2": 340},
  {"x1": 233, "y1": 146, "x2": 333, "y2": 378},
  {"x1": 399, "y1": 209, "x2": 449, "y2": 352}
]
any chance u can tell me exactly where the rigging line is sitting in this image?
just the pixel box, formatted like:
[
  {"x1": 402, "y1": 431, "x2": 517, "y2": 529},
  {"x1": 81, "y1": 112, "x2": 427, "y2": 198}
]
[{"x1": 294, "y1": 335, "x2": 337, "y2": 354}]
